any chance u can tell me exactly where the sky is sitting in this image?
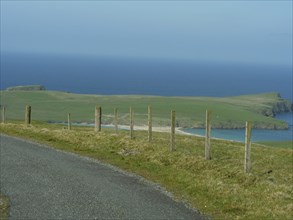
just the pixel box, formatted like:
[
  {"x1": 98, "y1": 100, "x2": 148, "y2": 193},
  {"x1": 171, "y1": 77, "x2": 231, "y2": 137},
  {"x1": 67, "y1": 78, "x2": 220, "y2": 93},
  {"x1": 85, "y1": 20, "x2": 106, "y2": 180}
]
[{"x1": 1, "y1": 1, "x2": 292, "y2": 65}]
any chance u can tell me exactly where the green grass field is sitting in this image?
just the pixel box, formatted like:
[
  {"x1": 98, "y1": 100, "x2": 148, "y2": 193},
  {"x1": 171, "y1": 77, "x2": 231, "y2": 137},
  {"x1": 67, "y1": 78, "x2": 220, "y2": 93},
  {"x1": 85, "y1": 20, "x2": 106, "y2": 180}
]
[
  {"x1": 0, "y1": 121, "x2": 292, "y2": 219},
  {"x1": 0, "y1": 90, "x2": 291, "y2": 129}
]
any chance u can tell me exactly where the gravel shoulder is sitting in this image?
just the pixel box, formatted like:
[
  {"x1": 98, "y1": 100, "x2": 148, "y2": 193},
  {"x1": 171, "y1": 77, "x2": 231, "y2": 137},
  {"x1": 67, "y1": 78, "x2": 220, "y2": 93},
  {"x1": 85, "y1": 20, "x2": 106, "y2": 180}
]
[{"x1": 0, "y1": 134, "x2": 207, "y2": 219}]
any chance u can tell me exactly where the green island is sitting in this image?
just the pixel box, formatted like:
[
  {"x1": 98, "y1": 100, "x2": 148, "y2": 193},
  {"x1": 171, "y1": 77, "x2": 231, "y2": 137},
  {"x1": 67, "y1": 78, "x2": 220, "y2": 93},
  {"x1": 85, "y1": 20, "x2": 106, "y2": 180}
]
[
  {"x1": 5, "y1": 85, "x2": 46, "y2": 91},
  {"x1": 0, "y1": 88, "x2": 292, "y2": 129}
]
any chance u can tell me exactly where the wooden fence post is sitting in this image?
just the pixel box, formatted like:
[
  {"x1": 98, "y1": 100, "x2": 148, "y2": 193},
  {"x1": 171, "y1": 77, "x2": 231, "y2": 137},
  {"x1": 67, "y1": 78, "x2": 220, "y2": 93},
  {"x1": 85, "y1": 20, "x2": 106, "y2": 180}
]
[
  {"x1": 95, "y1": 106, "x2": 102, "y2": 132},
  {"x1": 114, "y1": 108, "x2": 118, "y2": 133},
  {"x1": 25, "y1": 105, "x2": 31, "y2": 126},
  {"x1": 130, "y1": 107, "x2": 134, "y2": 139},
  {"x1": 1, "y1": 107, "x2": 6, "y2": 124},
  {"x1": 244, "y1": 121, "x2": 253, "y2": 173},
  {"x1": 148, "y1": 105, "x2": 152, "y2": 142},
  {"x1": 205, "y1": 110, "x2": 212, "y2": 160},
  {"x1": 170, "y1": 110, "x2": 176, "y2": 151},
  {"x1": 68, "y1": 113, "x2": 72, "y2": 130}
]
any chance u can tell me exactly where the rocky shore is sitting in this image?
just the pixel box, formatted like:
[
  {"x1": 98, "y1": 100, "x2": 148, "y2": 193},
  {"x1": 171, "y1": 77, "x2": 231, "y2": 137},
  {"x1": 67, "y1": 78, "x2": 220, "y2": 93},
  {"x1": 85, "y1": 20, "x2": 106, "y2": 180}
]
[{"x1": 257, "y1": 94, "x2": 293, "y2": 117}]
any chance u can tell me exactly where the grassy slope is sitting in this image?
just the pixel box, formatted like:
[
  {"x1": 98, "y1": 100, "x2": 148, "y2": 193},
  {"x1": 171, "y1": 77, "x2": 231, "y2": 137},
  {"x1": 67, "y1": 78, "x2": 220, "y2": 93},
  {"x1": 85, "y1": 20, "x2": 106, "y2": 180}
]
[
  {"x1": 0, "y1": 90, "x2": 290, "y2": 129},
  {"x1": 0, "y1": 122, "x2": 292, "y2": 219}
]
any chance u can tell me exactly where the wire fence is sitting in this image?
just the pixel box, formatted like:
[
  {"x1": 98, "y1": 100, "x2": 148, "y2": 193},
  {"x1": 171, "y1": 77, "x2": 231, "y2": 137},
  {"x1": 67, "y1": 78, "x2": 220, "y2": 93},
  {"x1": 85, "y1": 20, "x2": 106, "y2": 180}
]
[{"x1": 1, "y1": 104, "x2": 253, "y2": 173}]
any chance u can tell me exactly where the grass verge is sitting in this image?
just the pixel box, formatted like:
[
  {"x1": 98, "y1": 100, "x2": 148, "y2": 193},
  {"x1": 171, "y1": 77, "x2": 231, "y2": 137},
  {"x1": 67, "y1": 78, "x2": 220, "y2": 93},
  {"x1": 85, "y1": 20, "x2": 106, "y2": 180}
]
[
  {"x1": 1, "y1": 121, "x2": 292, "y2": 219},
  {"x1": 0, "y1": 193, "x2": 9, "y2": 220}
]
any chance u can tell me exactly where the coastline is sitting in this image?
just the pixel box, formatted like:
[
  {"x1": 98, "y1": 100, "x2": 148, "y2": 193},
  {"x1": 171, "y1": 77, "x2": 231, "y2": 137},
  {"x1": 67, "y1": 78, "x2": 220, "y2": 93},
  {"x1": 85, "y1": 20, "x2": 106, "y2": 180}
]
[
  {"x1": 51, "y1": 110, "x2": 292, "y2": 143},
  {"x1": 59, "y1": 122, "x2": 242, "y2": 142},
  {"x1": 103, "y1": 124, "x2": 191, "y2": 136},
  {"x1": 56, "y1": 122, "x2": 197, "y2": 136}
]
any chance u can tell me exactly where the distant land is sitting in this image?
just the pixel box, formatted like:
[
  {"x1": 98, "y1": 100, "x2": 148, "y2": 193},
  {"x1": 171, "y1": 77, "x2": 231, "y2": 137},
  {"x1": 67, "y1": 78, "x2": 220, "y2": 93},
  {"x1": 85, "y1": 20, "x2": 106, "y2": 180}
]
[
  {"x1": 6, "y1": 85, "x2": 46, "y2": 91},
  {"x1": 1, "y1": 88, "x2": 292, "y2": 130}
]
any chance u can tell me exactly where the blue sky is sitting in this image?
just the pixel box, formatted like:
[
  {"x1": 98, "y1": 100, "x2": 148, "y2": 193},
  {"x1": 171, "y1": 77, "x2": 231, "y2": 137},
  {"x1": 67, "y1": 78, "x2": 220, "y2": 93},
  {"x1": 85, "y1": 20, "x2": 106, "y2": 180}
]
[{"x1": 1, "y1": 1, "x2": 292, "y2": 65}]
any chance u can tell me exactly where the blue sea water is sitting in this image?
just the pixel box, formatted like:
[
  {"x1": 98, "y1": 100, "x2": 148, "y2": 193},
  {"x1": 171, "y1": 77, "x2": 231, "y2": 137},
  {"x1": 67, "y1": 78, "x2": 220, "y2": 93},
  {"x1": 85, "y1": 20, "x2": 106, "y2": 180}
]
[
  {"x1": 1, "y1": 52, "x2": 292, "y2": 100},
  {"x1": 1, "y1": 52, "x2": 292, "y2": 142},
  {"x1": 183, "y1": 112, "x2": 293, "y2": 142},
  {"x1": 182, "y1": 126, "x2": 292, "y2": 142}
]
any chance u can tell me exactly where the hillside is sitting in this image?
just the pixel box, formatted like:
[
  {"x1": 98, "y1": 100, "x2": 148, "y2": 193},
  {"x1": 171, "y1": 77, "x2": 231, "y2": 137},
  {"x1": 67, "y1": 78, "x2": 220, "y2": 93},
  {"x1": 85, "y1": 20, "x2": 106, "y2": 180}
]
[{"x1": 0, "y1": 90, "x2": 292, "y2": 129}]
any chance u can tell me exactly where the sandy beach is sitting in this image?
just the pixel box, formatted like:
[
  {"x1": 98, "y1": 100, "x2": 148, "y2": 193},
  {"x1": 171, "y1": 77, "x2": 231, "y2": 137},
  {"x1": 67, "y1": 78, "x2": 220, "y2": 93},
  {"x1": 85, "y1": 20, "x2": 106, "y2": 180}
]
[{"x1": 103, "y1": 124, "x2": 200, "y2": 136}]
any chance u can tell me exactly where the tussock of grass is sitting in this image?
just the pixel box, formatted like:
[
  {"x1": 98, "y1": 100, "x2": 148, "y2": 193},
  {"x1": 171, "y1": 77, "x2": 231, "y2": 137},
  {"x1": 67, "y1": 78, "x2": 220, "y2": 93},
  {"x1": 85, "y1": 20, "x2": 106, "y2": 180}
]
[{"x1": 1, "y1": 122, "x2": 292, "y2": 219}]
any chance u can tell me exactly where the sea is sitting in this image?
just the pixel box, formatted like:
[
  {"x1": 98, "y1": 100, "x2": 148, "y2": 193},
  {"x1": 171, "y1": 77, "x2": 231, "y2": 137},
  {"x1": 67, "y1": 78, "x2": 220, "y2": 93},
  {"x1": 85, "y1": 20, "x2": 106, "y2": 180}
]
[
  {"x1": 182, "y1": 112, "x2": 293, "y2": 142},
  {"x1": 1, "y1": 52, "x2": 292, "y2": 142}
]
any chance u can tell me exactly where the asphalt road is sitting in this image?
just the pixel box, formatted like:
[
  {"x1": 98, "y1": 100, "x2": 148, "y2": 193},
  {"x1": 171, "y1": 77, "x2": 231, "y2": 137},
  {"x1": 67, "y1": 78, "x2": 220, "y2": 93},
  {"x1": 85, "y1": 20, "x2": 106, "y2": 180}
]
[{"x1": 0, "y1": 134, "x2": 207, "y2": 220}]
